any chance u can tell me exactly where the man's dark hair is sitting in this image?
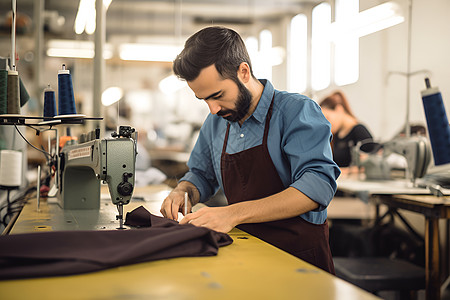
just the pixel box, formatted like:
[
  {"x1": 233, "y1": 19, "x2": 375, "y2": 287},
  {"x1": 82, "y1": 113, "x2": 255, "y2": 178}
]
[{"x1": 173, "y1": 26, "x2": 255, "y2": 82}]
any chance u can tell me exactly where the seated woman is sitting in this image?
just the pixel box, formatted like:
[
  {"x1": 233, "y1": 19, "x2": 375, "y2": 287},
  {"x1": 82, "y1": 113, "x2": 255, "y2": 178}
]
[{"x1": 319, "y1": 91, "x2": 374, "y2": 175}]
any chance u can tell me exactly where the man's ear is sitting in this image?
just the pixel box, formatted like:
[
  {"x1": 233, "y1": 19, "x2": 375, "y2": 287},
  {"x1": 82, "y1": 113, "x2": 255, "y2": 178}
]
[{"x1": 237, "y1": 62, "x2": 251, "y2": 83}]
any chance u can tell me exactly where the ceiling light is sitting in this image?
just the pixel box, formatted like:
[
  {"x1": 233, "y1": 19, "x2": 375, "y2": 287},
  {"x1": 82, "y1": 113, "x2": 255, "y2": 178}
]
[
  {"x1": 330, "y1": 1, "x2": 404, "y2": 40},
  {"x1": 102, "y1": 87, "x2": 123, "y2": 106},
  {"x1": 46, "y1": 39, "x2": 113, "y2": 59},
  {"x1": 75, "y1": 0, "x2": 112, "y2": 35},
  {"x1": 159, "y1": 75, "x2": 187, "y2": 95}
]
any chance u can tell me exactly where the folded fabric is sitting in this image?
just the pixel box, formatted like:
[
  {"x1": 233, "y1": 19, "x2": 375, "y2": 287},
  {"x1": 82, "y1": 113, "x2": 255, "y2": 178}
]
[
  {"x1": 0, "y1": 213, "x2": 233, "y2": 280},
  {"x1": 124, "y1": 205, "x2": 152, "y2": 227}
]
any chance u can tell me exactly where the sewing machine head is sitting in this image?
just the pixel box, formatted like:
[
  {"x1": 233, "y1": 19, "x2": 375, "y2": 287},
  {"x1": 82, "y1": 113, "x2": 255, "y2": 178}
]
[
  {"x1": 356, "y1": 135, "x2": 431, "y2": 183},
  {"x1": 382, "y1": 136, "x2": 431, "y2": 183},
  {"x1": 57, "y1": 126, "x2": 137, "y2": 228}
]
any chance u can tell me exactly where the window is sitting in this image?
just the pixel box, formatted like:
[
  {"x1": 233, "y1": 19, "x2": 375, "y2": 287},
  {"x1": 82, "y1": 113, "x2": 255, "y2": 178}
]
[
  {"x1": 258, "y1": 29, "x2": 273, "y2": 81},
  {"x1": 311, "y1": 2, "x2": 331, "y2": 91},
  {"x1": 289, "y1": 1, "x2": 403, "y2": 91},
  {"x1": 334, "y1": 0, "x2": 359, "y2": 86},
  {"x1": 288, "y1": 14, "x2": 307, "y2": 93}
]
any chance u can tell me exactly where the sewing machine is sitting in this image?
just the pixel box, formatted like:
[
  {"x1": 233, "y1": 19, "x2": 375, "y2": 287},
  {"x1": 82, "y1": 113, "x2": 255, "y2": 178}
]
[
  {"x1": 57, "y1": 126, "x2": 137, "y2": 229},
  {"x1": 356, "y1": 136, "x2": 431, "y2": 184},
  {"x1": 382, "y1": 136, "x2": 431, "y2": 183}
]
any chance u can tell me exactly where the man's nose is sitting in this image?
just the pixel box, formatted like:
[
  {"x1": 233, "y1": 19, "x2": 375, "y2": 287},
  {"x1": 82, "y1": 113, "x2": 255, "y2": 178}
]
[{"x1": 206, "y1": 101, "x2": 221, "y2": 115}]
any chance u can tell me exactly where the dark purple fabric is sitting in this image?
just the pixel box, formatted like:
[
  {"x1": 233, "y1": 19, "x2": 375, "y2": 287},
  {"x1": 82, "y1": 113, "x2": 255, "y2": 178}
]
[
  {"x1": 0, "y1": 213, "x2": 233, "y2": 280},
  {"x1": 124, "y1": 205, "x2": 152, "y2": 227}
]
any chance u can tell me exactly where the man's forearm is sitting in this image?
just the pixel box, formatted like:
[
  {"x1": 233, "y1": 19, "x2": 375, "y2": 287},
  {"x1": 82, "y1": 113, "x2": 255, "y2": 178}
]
[{"x1": 229, "y1": 187, "x2": 320, "y2": 225}]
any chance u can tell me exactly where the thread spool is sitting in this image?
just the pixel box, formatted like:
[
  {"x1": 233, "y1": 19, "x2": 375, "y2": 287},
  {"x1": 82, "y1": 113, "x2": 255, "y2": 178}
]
[
  {"x1": 7, "y1": 69, "x2": 20, "y2": 114},
  {"x1": 43, "y1": 84, "x2": 57, "y2": 118},
  {"x1": 19, "y1": 77, "x2": 30, "y2": 107},
  {"x1": 0, "y1": 150, "x2": 22, "y2": 187},
  {"x1": 0, "y1": 69, "x2": 7, "y2": 114},
  {"x1": 57, "y1": 64, "x2": 77, "y2": 115},
  {"x1": 421, "y1": 78, "x2": 450, "y2": 165}
]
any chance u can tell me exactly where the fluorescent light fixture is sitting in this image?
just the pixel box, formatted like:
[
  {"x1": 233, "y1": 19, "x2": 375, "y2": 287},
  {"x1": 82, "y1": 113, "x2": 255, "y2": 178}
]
[
  {"x1": 119, "y1": 44, "x2": 182, "y2": 62},
  {"x1": 46, "y1": 39, "x2": 113, "y2": 59},
  {"x1": 159, "y1": 75, "x2": 187, "y2": 95},
  {"x1": 102, "y1": 86, "x2": 123, "y2": 106},
  {"x1": 74, "y1": 0, "x2": 90, "y2": 35},
  {"x1": 47, "y1": 48, "x2": 94, "y2": 59},
  {"x1": 331, "y1": 1, "x2": 404, "y2": 40},
  {"x1": 75, "y1": 0, "x2": 112, "y2": 35},
  {"x1": 85, "y1": 1, "x2": 96, "y2": 35}
]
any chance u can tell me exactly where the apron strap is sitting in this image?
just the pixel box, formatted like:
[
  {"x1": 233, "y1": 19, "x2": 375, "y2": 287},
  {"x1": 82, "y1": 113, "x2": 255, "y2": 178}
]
[
  {"x1": 262, "y1": 93, "x2": 275, "y2": 145},
  {"x1": 222, "y1": 123, "x2": 231, "y2": 154}
]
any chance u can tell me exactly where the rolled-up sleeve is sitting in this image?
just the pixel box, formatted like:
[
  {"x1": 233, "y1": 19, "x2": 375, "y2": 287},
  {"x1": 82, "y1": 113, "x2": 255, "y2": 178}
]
[{"x1": 282, "y1": 98, "x2": 340, "y2": 211}]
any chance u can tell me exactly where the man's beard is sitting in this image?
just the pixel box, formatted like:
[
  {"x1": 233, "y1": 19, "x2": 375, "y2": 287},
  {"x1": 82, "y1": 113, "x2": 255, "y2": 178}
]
[{"x1": 217, "y1": 80, "x2": 252, "y2": 123}]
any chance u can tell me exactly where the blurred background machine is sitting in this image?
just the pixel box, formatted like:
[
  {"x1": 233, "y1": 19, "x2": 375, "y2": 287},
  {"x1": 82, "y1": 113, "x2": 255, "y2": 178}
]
[{"x1": 352, "y1": 135, "x2": 431, "y2": 184}]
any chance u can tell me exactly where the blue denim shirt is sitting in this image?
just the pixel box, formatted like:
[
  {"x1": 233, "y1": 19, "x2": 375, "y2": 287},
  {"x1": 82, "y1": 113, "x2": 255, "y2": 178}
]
[{"x1": 181, "y1": 80, "x2": 340, "y2": 224}]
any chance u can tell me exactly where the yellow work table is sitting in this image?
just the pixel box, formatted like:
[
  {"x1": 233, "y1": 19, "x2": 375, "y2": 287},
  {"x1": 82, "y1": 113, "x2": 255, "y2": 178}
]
[{"x1": 0, "y1": 185, "x2": 379, "y2": 300}]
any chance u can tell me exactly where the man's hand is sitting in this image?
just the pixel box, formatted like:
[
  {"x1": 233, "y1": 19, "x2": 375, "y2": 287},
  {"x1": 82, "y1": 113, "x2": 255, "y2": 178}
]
[
  {"x1": 160, "y1": 190, "x2": 190, "y2": 221},
  {"x1": 179, "y1": 206, "x2": 238, "y2": 233},
  {"x1": 160, "y1": 181, "x2": 200, "y2": 221}
]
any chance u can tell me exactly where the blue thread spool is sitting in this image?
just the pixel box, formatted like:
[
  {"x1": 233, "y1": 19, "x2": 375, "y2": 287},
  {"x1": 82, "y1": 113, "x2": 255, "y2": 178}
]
[
  {"x1": 0, "y1": 69, "x2": 7, "y2": 114},
  {"x1": 43, "y1": 84, "x2": 57, "y2": 118},
  {"x1": 421, "y1": 78, "x2": 450, "y2": 165},
  {"x1": 57, "y1": 64, "x2": 76, "y2": 115}
]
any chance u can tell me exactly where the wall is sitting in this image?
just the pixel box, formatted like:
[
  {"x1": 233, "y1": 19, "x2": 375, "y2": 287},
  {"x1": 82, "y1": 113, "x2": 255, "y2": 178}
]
[{"x1": 315, "y1": 0, "x2": 450, "y2": 141}]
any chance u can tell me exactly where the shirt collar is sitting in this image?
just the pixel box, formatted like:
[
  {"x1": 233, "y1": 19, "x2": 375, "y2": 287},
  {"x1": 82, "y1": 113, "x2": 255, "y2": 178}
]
[{"x1": 251, "y1": 79, "x2": 274, "y2": 124}]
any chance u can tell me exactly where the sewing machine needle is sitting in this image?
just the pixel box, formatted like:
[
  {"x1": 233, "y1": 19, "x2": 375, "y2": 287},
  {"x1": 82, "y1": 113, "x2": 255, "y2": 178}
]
[{"x1": 117, "y1": 203, "x2": 124, "y2": 230}]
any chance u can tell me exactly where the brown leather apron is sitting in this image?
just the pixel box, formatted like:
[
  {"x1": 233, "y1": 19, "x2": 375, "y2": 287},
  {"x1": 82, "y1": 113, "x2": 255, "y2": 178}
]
[{"x1": 220, "y1": 94, "x2": 335, "y2": 274}]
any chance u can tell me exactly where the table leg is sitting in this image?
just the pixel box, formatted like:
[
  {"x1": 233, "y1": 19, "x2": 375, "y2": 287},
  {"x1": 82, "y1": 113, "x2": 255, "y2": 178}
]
[{"x1": 425, "y1": 217, "x2": 441, "y2": 300}]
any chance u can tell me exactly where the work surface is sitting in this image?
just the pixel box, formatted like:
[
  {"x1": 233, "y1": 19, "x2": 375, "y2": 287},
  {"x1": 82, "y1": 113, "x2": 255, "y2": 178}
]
[
  {"x1": 337, "y1": 177, "x2": 450, "y2": 203},
  {"x1": 1, "y1": 185, "x2": 379, "y2": 300}
]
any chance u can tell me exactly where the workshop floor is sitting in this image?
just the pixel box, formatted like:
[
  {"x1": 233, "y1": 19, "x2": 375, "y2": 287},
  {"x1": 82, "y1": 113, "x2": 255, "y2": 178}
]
[{"x1": 371, "y1": 281, "x2": 450, "y2": 300}]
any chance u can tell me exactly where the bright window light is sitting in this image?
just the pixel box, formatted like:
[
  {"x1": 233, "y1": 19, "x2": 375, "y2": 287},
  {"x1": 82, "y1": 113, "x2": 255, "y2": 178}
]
[
  {"x1": 119, "y1": 44, "x2": 182, "y2": 62},
  {"x1": 159, "y1": 75, "x2": 187, "y2": 95},
  {"x1": 258, "y1": 29, "x2": 273, "y2": 81},
  {"x1": 334, "y1": 0, "x2": 359, "y2": 86},
  {"x1": 288, "y1": 14, "x2": 307, "y2": 93},
  {"x1": 246, "y1": 35, "x2": 284, "y2": 78},
  {"x1": 311, "y1": 2, "x2": 331, "y2": 91},
  {"x1": 245, "y1": 36, "x2": 258, "y2": 66},
  {"x1": 102, "y1": 86, "x2": 123, "y2": 106}
]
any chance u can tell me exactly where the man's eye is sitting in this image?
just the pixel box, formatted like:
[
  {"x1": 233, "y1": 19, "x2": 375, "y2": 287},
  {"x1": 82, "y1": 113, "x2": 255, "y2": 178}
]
[{"x1": 212, "y1": 94, "x2": 222, "y2": 100}]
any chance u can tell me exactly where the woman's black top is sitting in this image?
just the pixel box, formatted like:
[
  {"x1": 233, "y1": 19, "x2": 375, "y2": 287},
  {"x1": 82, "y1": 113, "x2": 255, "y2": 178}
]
[{"x1": 332, "y1": 124, "x2": 373, "y2": 167}]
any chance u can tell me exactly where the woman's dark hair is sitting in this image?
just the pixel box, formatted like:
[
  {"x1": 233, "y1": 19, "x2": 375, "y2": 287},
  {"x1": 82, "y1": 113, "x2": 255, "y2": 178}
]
[
  {"x1": 173, "y1": 26, "x2": 254, "y2": 82},
  {"x1": 319, "y1": 90, "x2": 356, "y2": 118}
]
